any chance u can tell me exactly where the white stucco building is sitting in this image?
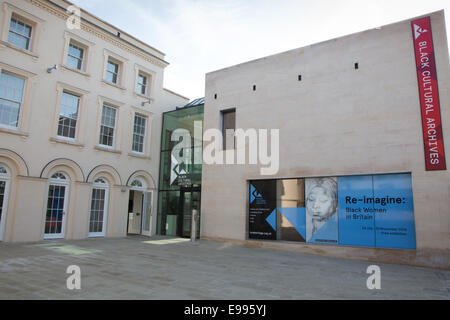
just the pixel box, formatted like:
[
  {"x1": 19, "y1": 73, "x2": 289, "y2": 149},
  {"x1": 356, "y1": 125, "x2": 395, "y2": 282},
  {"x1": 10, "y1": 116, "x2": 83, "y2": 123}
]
[{"x1": 0, "y1": 0, "x2": 188, "y2": 242}]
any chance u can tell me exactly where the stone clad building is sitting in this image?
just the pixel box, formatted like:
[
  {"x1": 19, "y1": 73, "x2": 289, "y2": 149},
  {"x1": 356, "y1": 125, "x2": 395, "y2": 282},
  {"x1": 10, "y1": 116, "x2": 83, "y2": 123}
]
[
  {"x1": 201, "y1": 10, "x2": 450, "y2": 268},
  {"x1": 0, "y1": 0, "x2": 188, "y2": 242}
]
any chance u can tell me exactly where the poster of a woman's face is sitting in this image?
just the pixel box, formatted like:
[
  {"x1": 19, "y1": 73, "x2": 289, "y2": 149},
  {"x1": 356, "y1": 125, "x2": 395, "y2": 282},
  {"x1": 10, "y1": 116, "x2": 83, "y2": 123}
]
[{"x1": 305, "y1": 177, "x2": 338, "y2": 240}]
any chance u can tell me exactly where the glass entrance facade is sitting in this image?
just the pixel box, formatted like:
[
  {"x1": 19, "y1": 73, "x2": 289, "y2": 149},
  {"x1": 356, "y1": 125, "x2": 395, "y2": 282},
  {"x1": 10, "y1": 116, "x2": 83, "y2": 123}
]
[{"x1": 157, "y1": 99, "x2": 204, "y2": 237}]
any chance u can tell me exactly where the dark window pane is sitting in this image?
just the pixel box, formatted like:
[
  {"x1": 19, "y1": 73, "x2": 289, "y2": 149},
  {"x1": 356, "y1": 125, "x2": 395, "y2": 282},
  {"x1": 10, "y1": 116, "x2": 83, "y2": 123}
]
[{"x1": 221, "y1": 109, "x2": 236, "y2": 149}]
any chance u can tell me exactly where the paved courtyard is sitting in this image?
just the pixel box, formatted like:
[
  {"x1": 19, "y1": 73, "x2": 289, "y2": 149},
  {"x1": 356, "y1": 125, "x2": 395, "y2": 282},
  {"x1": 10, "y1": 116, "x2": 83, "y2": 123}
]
[{"x1": 0, "y1": 236, "x2": 448, "y2": 300}]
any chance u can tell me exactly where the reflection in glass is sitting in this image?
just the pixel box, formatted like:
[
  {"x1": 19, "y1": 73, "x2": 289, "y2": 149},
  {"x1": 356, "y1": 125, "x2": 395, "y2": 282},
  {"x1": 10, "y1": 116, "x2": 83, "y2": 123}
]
[
  {"x1": 157, "y1": 103, "x2": 204, "y2": 237},
  {"x1": 58, "y1": 92, "x2": 79, "y2": 139},
  {"x1": 0, "y1": 181, "x2": 5, "y2": 223},
  {"x1": 89, "y1": 188, "x2": 106, "y2": 234},
  {"x1": 8, "y1": 16, "x2": 32, "y2": 50},
  {"x1": 0, "y1": 72, "x2": 25, "y2": 128},
  {"x1": 276, "y1": 179, "x2": 305, "y2": 242},
  {"x1": 67, "y1": 43, "x2": 84, "y2": 70},
  {"x1": 45, "y1": 185, "x2": 66, "y2": 235},
  {"x1": 106, "y1": 60, "x2": 119, "y2": 84}
]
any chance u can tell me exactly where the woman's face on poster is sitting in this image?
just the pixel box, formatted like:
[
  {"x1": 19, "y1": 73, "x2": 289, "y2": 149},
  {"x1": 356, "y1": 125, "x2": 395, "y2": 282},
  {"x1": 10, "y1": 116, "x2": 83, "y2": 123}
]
[{"x1": 307, "y1": 186, "x2": 335, "y2": 221}]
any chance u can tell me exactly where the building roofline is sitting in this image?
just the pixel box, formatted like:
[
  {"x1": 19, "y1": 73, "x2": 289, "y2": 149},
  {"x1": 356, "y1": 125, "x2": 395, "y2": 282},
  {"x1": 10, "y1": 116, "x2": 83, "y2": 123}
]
[
  {"x1": 163, "y1": 88, "x2": 190, "y2": 101},
  {"x1": 206, "y1": 9, "x2": 446, "y2": 76},
  {"x1": 67, "y1": 0, "x2": 166, "y2": 57},
  {"x1": 162, "y1": 102, "x2": 204, "y2": 116},
  {"x1": 45, "y1": 0, "x2": 169, "y2": 66},
  {"x1": 182, "y1": 97, "x2": 204, "y2": 108}
]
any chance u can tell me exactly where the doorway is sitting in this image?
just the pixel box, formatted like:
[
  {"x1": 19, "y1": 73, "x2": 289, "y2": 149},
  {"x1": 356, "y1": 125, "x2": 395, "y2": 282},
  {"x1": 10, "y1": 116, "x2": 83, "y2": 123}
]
[
  {"x1": 178, "y1": 186, "x2": 201, "y2": 238},
  {"x1": 44, "y1": 172, "x2": 69, "y2": 240},
  {"x1": 88, "y1": 178, "x2": 109, "y2": 238},
  {"x1": 0, "y1": 164, "x2": 10, "y2": 241},
  {"x1": 127, "y1": 179, "x2": 153, "y2": 236}
]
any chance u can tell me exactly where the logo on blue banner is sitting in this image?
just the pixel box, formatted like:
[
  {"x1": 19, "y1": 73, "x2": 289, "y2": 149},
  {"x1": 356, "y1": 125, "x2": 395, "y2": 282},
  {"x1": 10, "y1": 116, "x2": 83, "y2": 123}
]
[{"x1": 248, "y1": 173, "x2": 416, "y2": 249}]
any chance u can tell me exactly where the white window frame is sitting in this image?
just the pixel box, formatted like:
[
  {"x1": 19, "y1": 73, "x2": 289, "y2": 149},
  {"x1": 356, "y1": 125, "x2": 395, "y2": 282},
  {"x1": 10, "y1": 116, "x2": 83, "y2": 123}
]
[
  {"x1": 61, "y1": 32, "x2": 94, "y2": 76},
  {"x1": 0, "y1": 165, "x2": 10, "y2": 241},
  {"x1": 0, "y1": 63, "x2": 35, "y2": 137},
  {"x1": 99, "y1": 103, "x2": 118, "y2": 149},
  {"x1": 0, "y1": 4, "x2": 44, "y2": 56},
  {"x1": 44, "y1": 172, "x2": 69, "y2": 240},
  {"x1": 102, "y1": 50, "x2": 128, "y2": 89},
  {"x1": 132, "y1": 113, "x2": 147, "y2": 155},
  {"x1": 128, "y1": 106, "x2": 153, "y2": 159},
  {"x1": 8, "y1": 14, "x2": 33, "y2": 51},
  {"x1": 106, "y1": 59, "x2": 119, "y2": 84},
  {"x1": 137, "y1": 73, "x2": 148, "y2": 96},
  {"x1": 50, "y1": 82, "x2": 89, "y2": 147},
  {"x1": 95, "y1": 96, "x2": 124, "y2": 153},
  {"x1": 67, "y1": 41, "x2": 84, "y2": 71},
  {"x1": 134, "y1": 64, "x2": 156, "y2": 99},
  {"x1": 0, "y1": 70, "x2": 26, "y2": 130},
  {"x1": 56, "y1": 91, "x2": 80, "y2": 141},
  {"x1": 130, "y1": 179, "x2": 146, "y2": 190},
  {"x1": 88, "y1": 178, "x2": 109, "y2": 238}
]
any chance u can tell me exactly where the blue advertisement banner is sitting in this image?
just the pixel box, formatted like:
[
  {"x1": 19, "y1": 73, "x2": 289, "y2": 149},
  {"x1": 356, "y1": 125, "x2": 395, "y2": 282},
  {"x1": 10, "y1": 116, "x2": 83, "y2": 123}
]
[
  {"x1": 248, "y1": 180, "x2": 277, "y2": 240},
  {"x1": 248, "y1": 173, "x2": 416, "y2": 250},
  {"x1": 338, "y1": 175, "x2": 375, "y2": 247},
  {"x1": 277, "y1": 207, "x2": 306, "y2": 241},
  {"x1": 305, "y1": 178, "x2": 338, "y2": 245},
  {"x1": 373, "y1": 174, "x2": 416, "y2": 249}
]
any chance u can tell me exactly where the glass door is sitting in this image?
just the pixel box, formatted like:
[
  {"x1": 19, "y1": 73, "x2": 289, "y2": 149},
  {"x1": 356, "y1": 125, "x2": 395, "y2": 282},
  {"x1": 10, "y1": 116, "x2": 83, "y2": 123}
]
[
  {"x1": 0, "y1": 179, "x2": 7, "y2": 241},
  {"x1": 141, "y1": 191, "x2": 153, "y2": 236},
  {"x1": 192, "y1": 191, "x2": 201, "y2": 239},
  {"x1": 181, "y1": 191, "x2": 192, "y2": 237},
  {"x1": 0, "y1": 165, "x2": 9, "y2": 241},
  {"x1": 180, "y1": 188, "x2": 201, "y2": 238},
  {"x1": 44, "y1": 184, "x2": 68, "y2": 239},
  {"x1": 88, "y1": 178, "x2": 109, "y2": 238}
]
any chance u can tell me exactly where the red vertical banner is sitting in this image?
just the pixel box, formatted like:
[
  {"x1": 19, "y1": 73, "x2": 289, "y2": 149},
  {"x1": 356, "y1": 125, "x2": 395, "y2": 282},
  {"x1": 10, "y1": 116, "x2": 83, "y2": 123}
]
[{"x1": 411, "y1": 17, "x2": 446, "y2": 170}]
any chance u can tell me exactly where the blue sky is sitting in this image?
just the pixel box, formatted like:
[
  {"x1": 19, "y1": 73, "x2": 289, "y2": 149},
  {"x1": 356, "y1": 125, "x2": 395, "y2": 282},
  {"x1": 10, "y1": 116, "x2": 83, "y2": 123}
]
[{"x1": 71, "y1": 0, "x2": 450, "y2": 100}]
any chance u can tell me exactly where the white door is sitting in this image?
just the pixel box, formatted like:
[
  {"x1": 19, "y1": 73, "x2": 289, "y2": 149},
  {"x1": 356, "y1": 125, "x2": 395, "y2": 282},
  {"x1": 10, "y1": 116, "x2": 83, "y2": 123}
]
[
  {"x1": 44, "y1": 183, "x2": 68, "y2": 239},
  {"x1": 141, "y1": 191, "x2": 153, "y2": 236},
  {"x1": 88, "y1": 179, "x2": 109, "y2": 237},
  {"x1": 0, "y1": 165, "x2": 10, "y2": 241}
]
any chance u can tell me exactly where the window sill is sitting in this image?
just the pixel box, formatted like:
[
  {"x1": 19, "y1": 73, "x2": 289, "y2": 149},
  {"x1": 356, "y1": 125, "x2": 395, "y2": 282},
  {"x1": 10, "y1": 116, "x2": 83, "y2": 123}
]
[
  {"x1": 0, "y1": 126, "x2": 29, "y2": 137},
  {"x1": 0, "y1": 40, "x2": 39, "y2": 59},
  {"x1": 50, "y1": 137, "x2": 84, "y2": 148},
  {"x1": 61, "y1": 64, "x2": 91, "y2": 77},
  {"x1": 128, "y1": 152, "x2": 151, "y2": 160},
  {"x1": 134, "y1": 92, "x2": 154, "y2": 100},
  {"x1": 95, "y1": 145, "x2": 122, "y2": 154},
  {"x1": 102, "y1": 79, "x2": 126, "y2": 91}
]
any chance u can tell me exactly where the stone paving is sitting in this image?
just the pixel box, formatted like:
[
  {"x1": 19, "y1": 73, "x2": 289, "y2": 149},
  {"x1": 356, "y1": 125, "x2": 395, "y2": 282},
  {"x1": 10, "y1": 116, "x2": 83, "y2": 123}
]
[{"x1": 0, "y1": 236, "x2": 448, "y2": 300}]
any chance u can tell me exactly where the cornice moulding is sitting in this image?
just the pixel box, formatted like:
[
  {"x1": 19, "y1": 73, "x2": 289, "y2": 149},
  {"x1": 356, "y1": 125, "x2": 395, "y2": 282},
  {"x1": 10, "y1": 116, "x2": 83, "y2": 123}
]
[{"x1": 25, "y1": 0, "x2": 169, "y2": 69}]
